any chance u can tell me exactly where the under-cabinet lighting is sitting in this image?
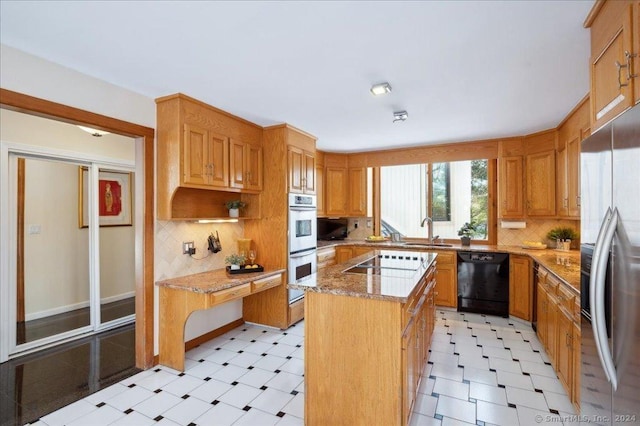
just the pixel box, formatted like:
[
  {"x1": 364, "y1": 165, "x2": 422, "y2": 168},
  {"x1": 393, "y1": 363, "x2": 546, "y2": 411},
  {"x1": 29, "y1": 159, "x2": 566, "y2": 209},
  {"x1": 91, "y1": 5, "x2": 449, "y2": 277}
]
[
  {"x1": 370, "y1": 82, "x2": 392, "y2": 96},
  {"x1": 77, "y1": 125, "x2": 110, "y2": 137},
  {"x1": 196, "y1": 219, "x2": 239, "y2": 224}
]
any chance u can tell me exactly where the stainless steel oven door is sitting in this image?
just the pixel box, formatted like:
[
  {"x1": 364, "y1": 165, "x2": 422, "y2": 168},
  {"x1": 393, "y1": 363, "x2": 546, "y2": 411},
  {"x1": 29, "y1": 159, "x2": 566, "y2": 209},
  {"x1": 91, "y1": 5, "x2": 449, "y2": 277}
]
[
  {"x1": 288, "y1": 248, "x2": 317, "y2": 303},
  {"x1": 288, "y1": 207, "x2": 317, "y2": 254}
]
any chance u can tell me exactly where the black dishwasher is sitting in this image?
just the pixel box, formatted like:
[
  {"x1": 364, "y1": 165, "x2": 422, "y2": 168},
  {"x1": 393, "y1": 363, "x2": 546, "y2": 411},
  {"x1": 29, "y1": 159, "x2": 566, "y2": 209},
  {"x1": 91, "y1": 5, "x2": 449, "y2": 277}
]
[{"x1": 457, "y1": 252, "x2": 510, "y2": 317}]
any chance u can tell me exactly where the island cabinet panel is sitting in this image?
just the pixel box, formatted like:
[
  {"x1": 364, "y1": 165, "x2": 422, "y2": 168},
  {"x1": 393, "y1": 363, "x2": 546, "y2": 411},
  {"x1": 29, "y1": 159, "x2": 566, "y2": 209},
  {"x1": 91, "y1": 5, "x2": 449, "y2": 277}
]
[
  {"x1": 304, "y1": 264, "x2": 436, "y2": 426},
  {"x1": 509, "y1": 255, "x2": 532, "y2": 321}
]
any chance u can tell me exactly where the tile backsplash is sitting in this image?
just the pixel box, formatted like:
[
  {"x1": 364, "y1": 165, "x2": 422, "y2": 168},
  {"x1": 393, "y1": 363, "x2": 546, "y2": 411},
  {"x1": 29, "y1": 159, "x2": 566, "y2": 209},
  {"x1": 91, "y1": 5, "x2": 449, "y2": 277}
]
[
  {"x1": 498, "y1": 219, "x2": 580, "y2": 248},
  {"x1": 155, "y1": 220, "x2": 245, "y2": 281}
]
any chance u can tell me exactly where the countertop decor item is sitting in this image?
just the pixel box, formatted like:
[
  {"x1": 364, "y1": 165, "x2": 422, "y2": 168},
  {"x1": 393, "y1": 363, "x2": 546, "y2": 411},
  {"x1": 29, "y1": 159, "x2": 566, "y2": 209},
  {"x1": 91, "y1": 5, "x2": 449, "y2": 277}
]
[
  {"x1": 224, "y1": 253, "x2": 246, "y2": 270},
  {"x1": 546, "y1": 227, "x2": 578, "y2": 250},
  {"x1": 457, "y1": 222, "x2": 477, "y2": 246},
  {"x1": 226, "y1": 264, "x2": 264, "y2": 274}
]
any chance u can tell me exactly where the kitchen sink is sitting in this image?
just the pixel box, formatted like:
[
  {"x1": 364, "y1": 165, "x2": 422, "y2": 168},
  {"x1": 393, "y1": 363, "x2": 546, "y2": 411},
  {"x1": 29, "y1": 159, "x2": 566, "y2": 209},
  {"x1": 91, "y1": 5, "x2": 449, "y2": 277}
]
[{"x1": 401, "y1": 242, "x2": 453, "y2": 247}]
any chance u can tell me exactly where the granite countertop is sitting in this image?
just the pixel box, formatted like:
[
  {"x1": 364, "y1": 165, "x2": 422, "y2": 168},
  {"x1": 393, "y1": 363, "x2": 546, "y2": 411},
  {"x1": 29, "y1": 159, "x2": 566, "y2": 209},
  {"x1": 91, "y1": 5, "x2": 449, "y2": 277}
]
[
  {"x1": 317, "y1": 240, "x2": 580, "y2": 292},
  {"x1": 156, "y1": 268, "x2": 286, "y2": 294},
  {"x1": 289, "y1": 249, "x2": 437, "y2": 303}
]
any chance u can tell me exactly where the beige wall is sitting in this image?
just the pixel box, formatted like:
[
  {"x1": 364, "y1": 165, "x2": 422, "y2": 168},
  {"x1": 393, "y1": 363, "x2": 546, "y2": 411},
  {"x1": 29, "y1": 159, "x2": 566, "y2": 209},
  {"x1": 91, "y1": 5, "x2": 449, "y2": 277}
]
[{"x1": 498, "y1": 218, "x2": 580, "y2": 248}]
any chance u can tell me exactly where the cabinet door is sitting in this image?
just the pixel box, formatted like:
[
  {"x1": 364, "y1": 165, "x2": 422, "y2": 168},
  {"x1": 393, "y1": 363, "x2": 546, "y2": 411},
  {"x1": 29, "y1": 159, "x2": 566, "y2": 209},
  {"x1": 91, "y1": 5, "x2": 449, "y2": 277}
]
[
  {"x1": 402, "y1": 321, "x2": 416, "y2": 424},
  {"x1": 288, "y1": 147, "x2": 304, "y2": 194},
  {"x1": 209, "y1": 132, "x2": 229, "y2": 188},
  {"x1": 509, "y1": 255, "x2": 532, "y2": 321},
  {"x1": 353, "y1": 246, "x2": 373, "y2": 257},
  {"x1": 556, "y1": 309, "x2": 573, "y2": 394},
  {"x1": 572, "y1": 321, "x2": 581, "y2": 408},
  {"x1": 229, "y1": 139, "x2": 246, "y2": 189},
  {"x1": 304, "y1": 151, "x2": 316, "y2": 194},
  {"x1": 566, "y1": 136, "x2": 581, "y2": 218},
  {"x1": 335, "y1": 246, "x2": 353, "y2": 264},
  {"x1": 183, "y1": 124, "x2": 210, "y2": 186},
  {"x1": 546, "y1": 293, "x2": 559, "y2": 367},
  {"x1": 325, "y1": 167, "x2": 348, "y2": 216},
  {"x1": 245, "y1": 145, "x2": 263, "y2": 191},
  {"x1": 316, "y1": 165, "x2": 325, "y2": 216},
  {"x1": 348, "y1": 167, "x2": 367, "y2": 216},
  {"x1": 434, "y1": 264, "x2": 456, "y2": 308},
  {"x1": 526, "y1": 150, "x2": 556, "y2": 216},
  {"x1": 498, "y1": 156, "x2": 524, "y2": 218},
  {"x1": 590, "y1": 1, "x2": 635, "y2": 130},
  {"x1": 556, "y1": 147, "x2": 568, "y2": 217}
]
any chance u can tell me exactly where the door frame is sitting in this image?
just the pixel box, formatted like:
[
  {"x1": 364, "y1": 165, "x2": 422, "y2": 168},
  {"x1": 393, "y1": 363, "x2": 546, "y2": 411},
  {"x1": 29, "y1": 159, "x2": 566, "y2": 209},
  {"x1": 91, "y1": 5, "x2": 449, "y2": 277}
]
[{"x1": 0, "y1": 88, "x2": 155, "y2": 369}]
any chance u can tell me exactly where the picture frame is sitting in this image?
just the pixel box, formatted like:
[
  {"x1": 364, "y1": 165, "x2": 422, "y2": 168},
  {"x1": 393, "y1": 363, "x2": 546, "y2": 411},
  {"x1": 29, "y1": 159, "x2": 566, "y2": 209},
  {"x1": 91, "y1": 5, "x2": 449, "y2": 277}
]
[{"x1": 78, "y1": 167, "x2": 133, "y2": 228}]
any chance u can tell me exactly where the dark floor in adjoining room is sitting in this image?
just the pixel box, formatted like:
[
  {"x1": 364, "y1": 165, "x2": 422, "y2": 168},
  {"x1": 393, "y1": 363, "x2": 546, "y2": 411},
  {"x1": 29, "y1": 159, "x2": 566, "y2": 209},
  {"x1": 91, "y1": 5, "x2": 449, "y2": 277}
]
[
  {"x1": 17, "y1": 298, "x2": 135, "y2": 344},
  {"x1": 0, "y1": 323, "x2": 138, "y2": 426}
]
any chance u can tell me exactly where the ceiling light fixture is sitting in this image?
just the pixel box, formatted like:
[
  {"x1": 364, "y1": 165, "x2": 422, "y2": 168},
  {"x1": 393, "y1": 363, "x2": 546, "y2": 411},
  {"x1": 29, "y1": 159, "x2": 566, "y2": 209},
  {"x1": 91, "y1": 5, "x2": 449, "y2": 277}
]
[
  {"x1": 77, "y1": 125, "x2": 110, "y2": 137},
  {"x1": 370, "y1": 82, "x2": 392, "y2": 96},
  {"x1": 393, "y1": 111, "x2": 408, "y2": 123}
]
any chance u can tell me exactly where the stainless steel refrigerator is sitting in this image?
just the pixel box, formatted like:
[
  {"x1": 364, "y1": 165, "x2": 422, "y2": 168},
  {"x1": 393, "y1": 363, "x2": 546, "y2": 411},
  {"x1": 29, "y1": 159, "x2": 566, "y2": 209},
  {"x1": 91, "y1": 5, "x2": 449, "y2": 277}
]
[{"x1": 580, "y1": 104, "x2": 640, "y2": 425}]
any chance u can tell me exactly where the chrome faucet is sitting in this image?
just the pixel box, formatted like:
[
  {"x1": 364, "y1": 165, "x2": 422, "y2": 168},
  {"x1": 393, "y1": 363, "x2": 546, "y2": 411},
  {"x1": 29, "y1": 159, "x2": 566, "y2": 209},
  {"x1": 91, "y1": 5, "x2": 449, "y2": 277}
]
[{"x1": 420, "y1": 216, "x2": 434, "y2": 244}]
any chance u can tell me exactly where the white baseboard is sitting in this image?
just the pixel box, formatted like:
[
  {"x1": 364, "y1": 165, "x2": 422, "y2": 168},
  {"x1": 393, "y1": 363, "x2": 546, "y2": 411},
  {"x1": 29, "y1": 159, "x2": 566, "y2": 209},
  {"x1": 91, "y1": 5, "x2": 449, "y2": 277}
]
[{"x1": 25, "y1": 291, "x2": 135, "y2": 321}]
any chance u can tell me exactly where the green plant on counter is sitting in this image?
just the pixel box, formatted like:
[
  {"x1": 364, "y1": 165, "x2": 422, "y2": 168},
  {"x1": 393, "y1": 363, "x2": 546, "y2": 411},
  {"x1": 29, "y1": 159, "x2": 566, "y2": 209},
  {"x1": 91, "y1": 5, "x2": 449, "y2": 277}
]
[
  {"x1": 457, "y1": 222, "x2": 478, "y2": 238},
  {"x1": 225, "y1": 200, "x2": 247, "y2": 210},
  {"x1": 547, "y1": 227, "x2": 579, "y2": 241},
  {"x1": 225, "y1": 253, "x2": 246, "y2": 265}
]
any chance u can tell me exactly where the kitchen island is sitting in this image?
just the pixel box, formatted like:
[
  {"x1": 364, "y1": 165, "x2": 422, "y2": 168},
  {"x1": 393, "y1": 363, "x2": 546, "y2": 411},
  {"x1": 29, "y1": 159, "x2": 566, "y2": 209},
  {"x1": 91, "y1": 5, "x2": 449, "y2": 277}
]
[{"x1": 289, "y1": 249, "x2": 437, "y2": 426}]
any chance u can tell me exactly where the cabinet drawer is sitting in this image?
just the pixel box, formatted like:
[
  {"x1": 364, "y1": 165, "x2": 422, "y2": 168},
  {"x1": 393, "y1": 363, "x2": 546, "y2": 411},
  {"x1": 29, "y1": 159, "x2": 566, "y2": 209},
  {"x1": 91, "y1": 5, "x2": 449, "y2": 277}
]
[
  {"x1": 252, "y1": 275, "x2": 282, "y2": 293},
  {"x1": 573, "y1": 297, "x2": 581, "y2": 324},
  {"x1": 556, "y1": 284, "x2": 576, "y2": 314},
  {"x1": 210, "y1": 283, "x2": 251, "y2": 305},
  {"x1": 545, "y1": 272, "x2": 560, "y2": 294}
]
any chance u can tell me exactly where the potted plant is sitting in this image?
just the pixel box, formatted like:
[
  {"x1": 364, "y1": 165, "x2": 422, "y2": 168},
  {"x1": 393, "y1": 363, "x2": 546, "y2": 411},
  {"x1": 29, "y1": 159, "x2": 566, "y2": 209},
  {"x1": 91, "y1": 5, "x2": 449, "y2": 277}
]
[
  {"x1": 225, "y1": 200, "x2": 246, "y2": 218},
  {"x1": 457, "y1": 222, "x2": 477, "y2": 246},
  {"x1": 547, "y1": 227, "x2": 579, "y2": 250},
  {"x1": 225, "y1": 253, "x2": 246, "y2": 270}
]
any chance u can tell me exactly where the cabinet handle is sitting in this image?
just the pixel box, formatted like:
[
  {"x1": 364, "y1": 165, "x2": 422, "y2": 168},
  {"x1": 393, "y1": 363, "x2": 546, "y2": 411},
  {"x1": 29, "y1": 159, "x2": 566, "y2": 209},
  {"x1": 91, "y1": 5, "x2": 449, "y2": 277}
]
[
  {"x1": 616, "y1": 60, "x2": 630, "y2": 88},
  {"x1": 625, "y1": 51, "x2": 638, "y2": 81},
  {"x1": 563, "y1": 198, "x2": 568, "y2": 208},
  {"x1": 576, "y1": 195, "x2": 581, "y2": 208},
  {"x1": 210, "y1": 164, "x2": 215, "y2": 176}
]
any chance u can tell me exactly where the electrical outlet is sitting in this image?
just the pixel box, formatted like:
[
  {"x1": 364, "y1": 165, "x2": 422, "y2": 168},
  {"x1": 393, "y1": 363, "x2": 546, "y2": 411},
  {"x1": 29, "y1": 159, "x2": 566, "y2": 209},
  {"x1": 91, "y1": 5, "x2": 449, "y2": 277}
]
[
  {"x1": 183, "y1": 241, "x2": 195, "y2": 255},
  {"x1": 354, "y1": 220, "x2": 359, "y2": 229}
]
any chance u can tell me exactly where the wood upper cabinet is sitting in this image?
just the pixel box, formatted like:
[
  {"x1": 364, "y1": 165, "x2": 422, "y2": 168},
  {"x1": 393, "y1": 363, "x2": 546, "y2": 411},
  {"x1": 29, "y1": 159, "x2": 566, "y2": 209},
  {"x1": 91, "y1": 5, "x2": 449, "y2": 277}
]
[
  {"x1": 183, "y1": 124, "x2": 229, "y2": 188},
  {"x1": 230, "y1": 139, "x2": 263, "y2": 191},
  {"x1": 348, "y1": 167, "x2": 367, "y2": 216},
  {"x1": 288, "y1": 146, "x2": 316, "y2": 194},
  {"x1": 325, "y1": 167, "x2": 348, "y2": 216},
  {"x1": 316, "y1": 163, "x2": 325, "y2": 216},
  {"x1": 526, "y1": 150, "x2": 556, "y2": 216},
  {"x1": 509, "y1": 255, "x2": 532, "y2": 321},
  {"x1": 498, "y1": 156, "x2": 525, "y2": 218},
  {"x1": 586, "y1": 0, "x2": 639, "y2": 131}
]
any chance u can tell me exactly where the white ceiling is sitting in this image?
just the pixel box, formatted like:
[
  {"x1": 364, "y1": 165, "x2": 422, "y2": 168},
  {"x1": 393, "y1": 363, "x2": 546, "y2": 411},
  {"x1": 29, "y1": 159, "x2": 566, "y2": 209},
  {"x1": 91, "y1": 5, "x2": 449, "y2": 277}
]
[{"x1": 0, "y1": 1, "x2": 593, "y2": 152}]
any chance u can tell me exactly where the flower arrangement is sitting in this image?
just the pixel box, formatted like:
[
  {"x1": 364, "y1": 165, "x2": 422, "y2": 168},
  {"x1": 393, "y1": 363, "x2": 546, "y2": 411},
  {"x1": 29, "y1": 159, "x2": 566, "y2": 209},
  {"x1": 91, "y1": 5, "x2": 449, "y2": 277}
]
[
  {"x1": 546, "y1": 227, "x2": 579, "y2": 241},
  {"x1": 457, "y1": 222, "x2": 478, "y2": 238},
  {"x1": 225, "y1": 253, "x2": 246, "y2": 269}
]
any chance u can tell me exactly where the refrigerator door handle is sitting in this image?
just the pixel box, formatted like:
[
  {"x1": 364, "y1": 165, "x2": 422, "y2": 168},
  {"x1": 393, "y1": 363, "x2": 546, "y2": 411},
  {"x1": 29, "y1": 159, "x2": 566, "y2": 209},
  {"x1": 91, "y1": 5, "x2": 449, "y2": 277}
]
[{"x1": 591, "y1": 207, "x2": 619, "y2": 390}]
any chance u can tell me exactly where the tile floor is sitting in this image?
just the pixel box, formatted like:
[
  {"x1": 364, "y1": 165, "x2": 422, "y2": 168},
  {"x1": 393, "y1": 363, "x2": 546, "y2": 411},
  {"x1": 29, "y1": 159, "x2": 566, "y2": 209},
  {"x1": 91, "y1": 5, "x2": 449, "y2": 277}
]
[{"x1": 26, "y1": 309, "x2": 577, "y2": 426}]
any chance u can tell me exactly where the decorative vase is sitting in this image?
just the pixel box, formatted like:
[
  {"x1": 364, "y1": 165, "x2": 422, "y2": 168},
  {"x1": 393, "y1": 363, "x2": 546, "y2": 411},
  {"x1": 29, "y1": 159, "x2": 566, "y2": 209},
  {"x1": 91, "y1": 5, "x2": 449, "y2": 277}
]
[
  {"x1": 563, "y1": 239, "x2": 572, "y2": 251},
  {"x1": 229, "y1": 208, "x2": 239, "y2": 218},
  {"x1": 461, "y1": 236, "x2": 471, "y2": 246}
]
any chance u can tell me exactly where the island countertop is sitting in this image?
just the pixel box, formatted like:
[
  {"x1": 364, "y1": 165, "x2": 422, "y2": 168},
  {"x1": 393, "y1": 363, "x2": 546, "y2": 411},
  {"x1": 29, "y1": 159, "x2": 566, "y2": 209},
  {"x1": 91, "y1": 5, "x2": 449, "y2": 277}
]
[
  {"x1": 156, "y1": 267, "x2": 286, "y2": 294},
  {"x1": 288, "y1": 249, "x2": 437, "y2": 303}
]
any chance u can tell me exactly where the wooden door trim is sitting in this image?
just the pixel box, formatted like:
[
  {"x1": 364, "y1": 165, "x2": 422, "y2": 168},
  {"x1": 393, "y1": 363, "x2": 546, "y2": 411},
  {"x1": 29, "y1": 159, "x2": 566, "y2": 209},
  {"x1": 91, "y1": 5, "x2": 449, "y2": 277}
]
[
  {"x1": 16, "y1": 158, "x2": 25, "y2": 323},
  {"x1": 0, "y1": 88, "x2": 155, "y2": 369}
]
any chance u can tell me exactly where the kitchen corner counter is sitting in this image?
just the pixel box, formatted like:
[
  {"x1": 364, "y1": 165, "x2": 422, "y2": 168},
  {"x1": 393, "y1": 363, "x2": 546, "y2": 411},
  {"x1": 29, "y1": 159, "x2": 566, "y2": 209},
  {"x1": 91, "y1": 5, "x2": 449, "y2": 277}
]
[
  {"x1": 156, "y1": 267, "x2": 286, "y2": 293},
  {"x1": 316, "y1": 239, "x2": 580, "y2": 291}
]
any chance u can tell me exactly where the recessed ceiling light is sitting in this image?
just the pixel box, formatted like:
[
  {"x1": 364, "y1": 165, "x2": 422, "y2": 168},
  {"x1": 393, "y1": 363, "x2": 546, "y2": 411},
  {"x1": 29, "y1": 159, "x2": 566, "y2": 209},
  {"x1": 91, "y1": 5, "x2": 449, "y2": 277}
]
[
  {"x1": 77, "y1": 125, "x2": 110, "y2": 137},
  {"x1": 370, "y1": 82, "x2": 392, "y2": 96},
  {"x1": 393, "y1": 111, "x2": 408, "y2": 123}
]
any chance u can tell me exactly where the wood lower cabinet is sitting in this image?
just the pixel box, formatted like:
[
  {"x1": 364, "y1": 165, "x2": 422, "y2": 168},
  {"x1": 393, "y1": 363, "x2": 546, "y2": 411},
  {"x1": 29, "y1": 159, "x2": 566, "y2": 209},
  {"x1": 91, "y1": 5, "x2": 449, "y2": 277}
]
[
  {"x1": 432, "y1": 250, "x2": 457, "y2": 308},
  {"x1": 305, "y1": 264, "x2": 436, "y2": 426},
  {"x1": 586, "y1": 0, "x2": 639, "y2": 131},
  {"x1": 335, "y1": 246, "x2": 354, "y2": 264},
  {"x1": 535, "y1": 264, "x2": 580, "y2": 411},
  {"x1": 509, "y1": 255, "x2": 532, "y2": 321}
]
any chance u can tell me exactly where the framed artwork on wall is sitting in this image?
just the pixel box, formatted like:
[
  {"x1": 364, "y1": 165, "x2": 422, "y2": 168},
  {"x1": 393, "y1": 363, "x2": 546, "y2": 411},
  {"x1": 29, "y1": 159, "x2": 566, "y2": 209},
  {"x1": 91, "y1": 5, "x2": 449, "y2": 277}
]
[{"x1": 78, "y1": 167, "x2": 133, "y2": 228}]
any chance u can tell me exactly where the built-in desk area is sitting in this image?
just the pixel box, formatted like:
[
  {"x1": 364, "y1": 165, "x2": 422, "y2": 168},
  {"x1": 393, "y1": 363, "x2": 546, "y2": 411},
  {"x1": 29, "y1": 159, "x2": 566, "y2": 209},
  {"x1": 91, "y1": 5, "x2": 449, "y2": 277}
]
[{"x1": 156, "y1": 268, "x2": 285, "y2": 371}]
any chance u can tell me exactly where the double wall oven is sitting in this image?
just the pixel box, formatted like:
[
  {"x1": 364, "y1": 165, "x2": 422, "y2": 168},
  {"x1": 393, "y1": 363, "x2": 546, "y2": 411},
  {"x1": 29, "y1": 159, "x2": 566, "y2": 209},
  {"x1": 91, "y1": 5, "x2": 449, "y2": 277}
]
[{"x1": 288, "y1": 194, "x2": 317, "y2": 304}]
